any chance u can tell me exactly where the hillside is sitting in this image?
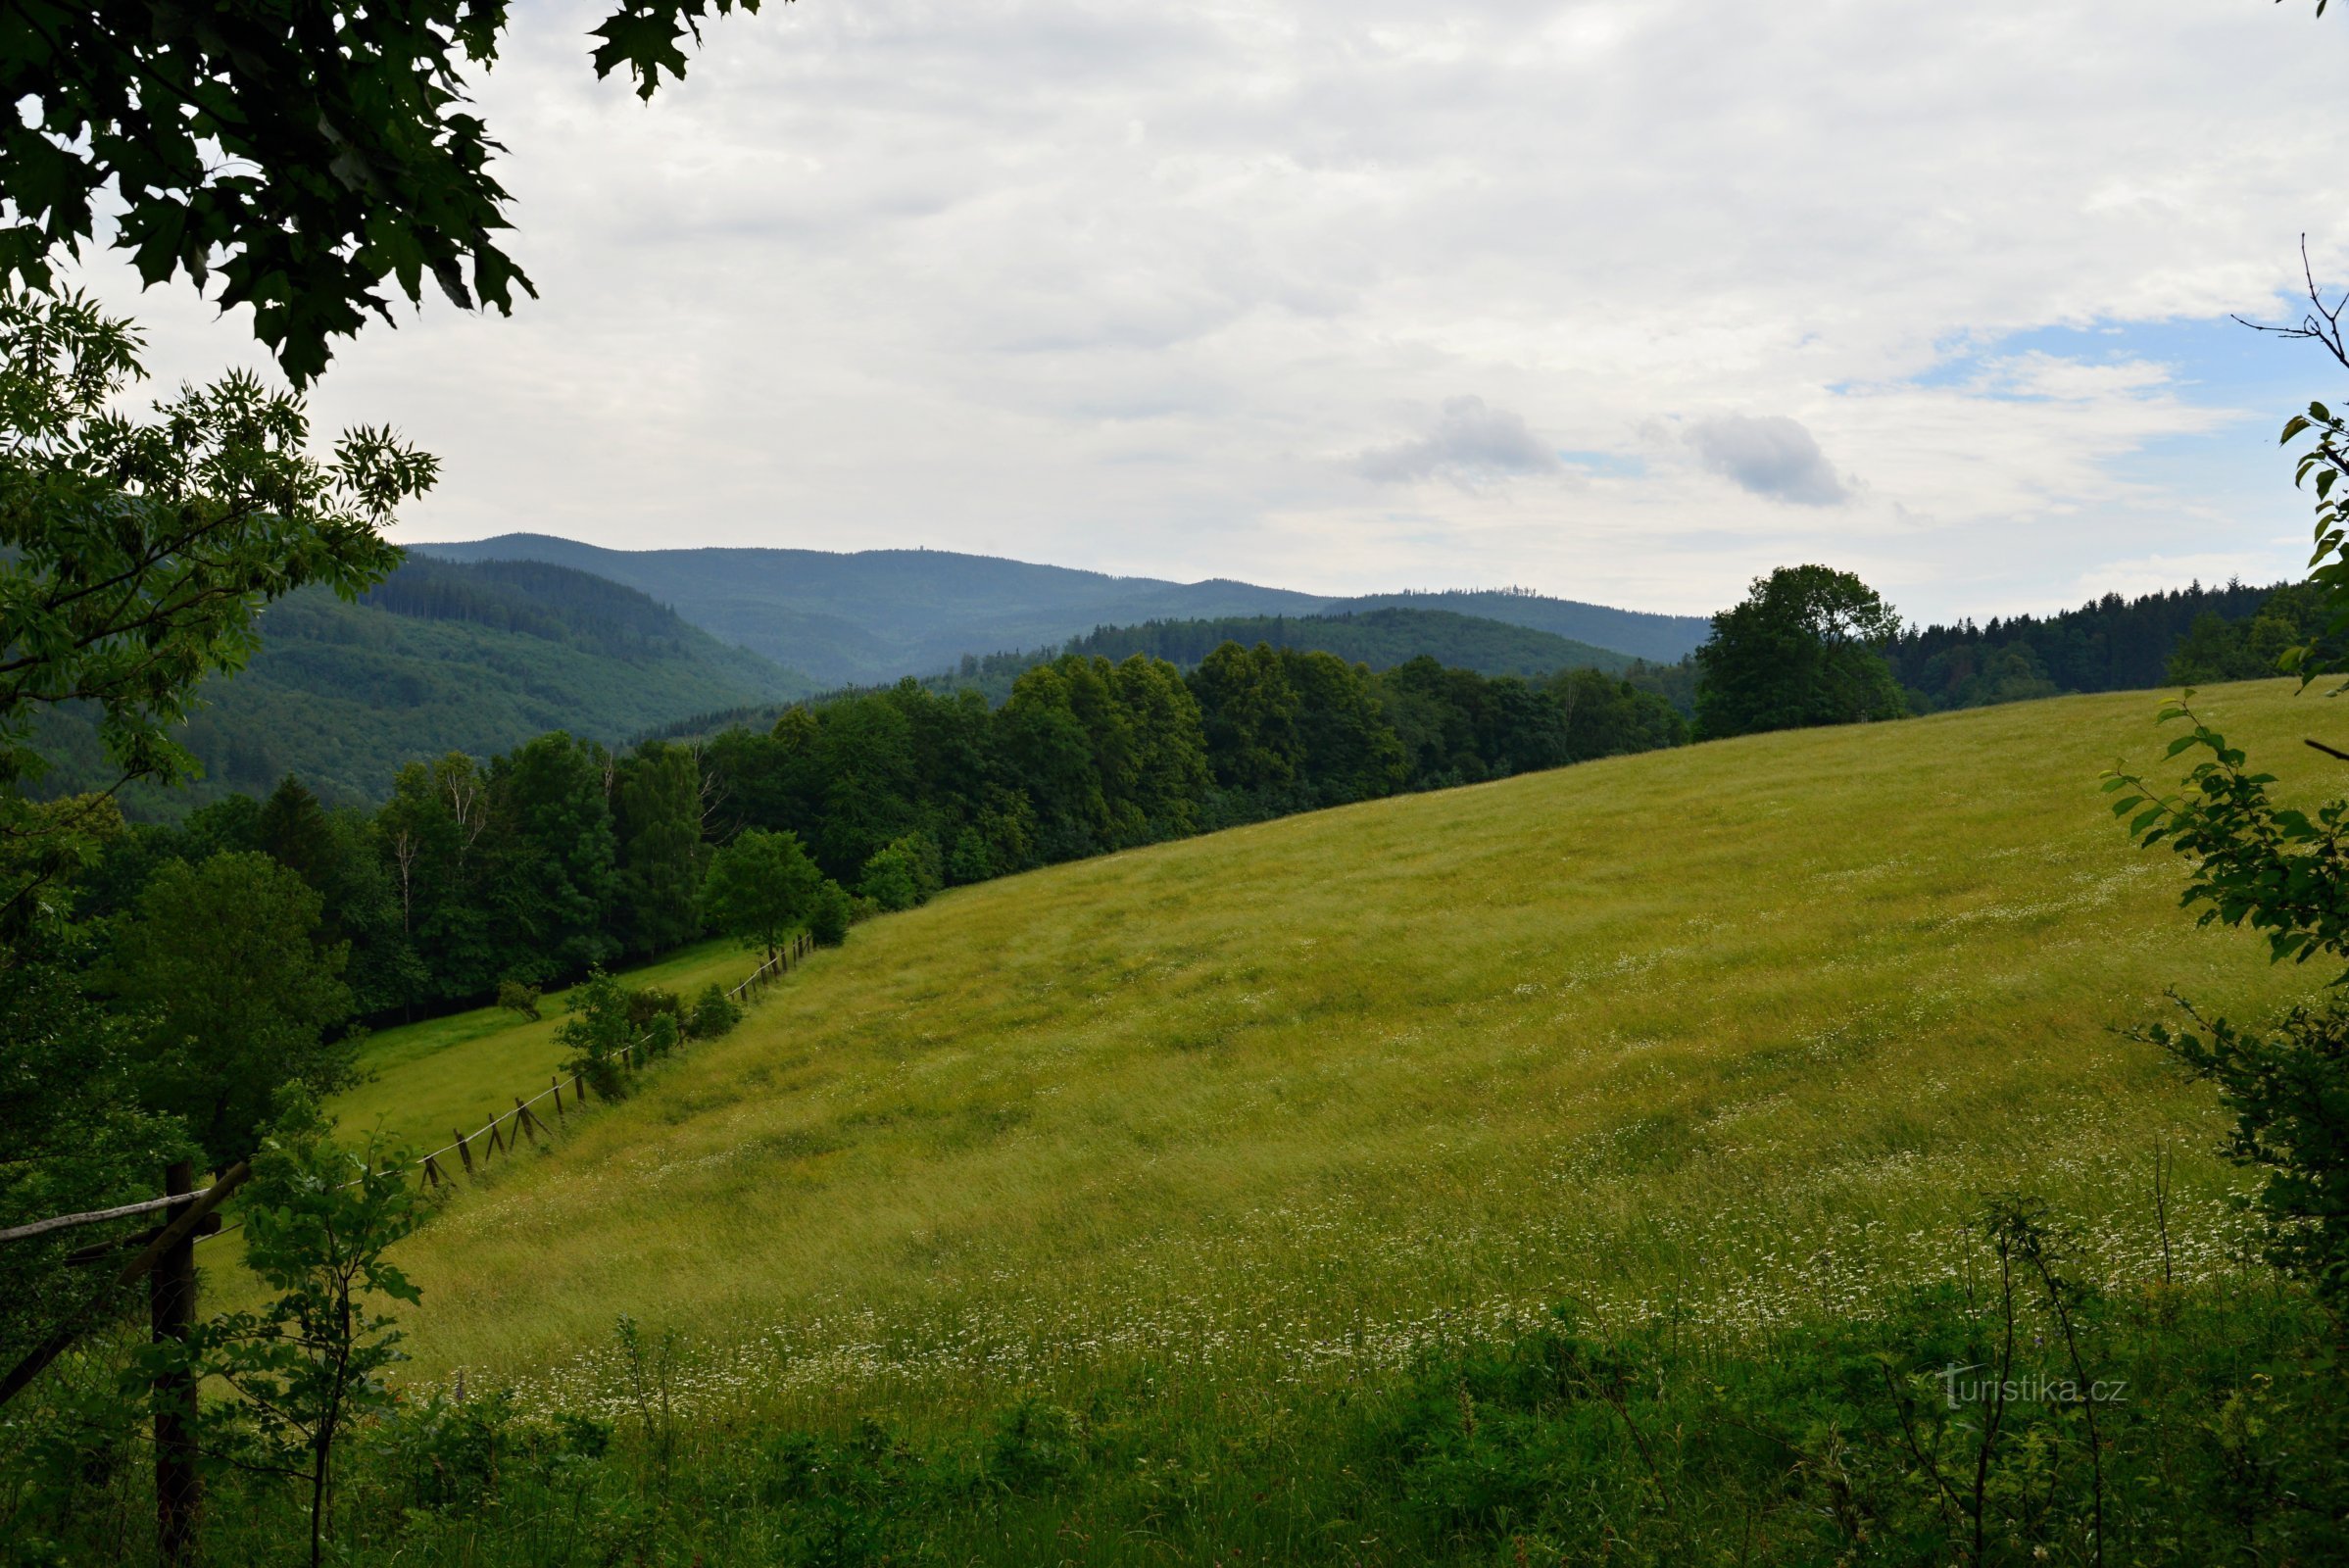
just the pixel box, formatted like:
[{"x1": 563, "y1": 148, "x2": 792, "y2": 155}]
[
  {"x1": 1058, "y1": 607, "x2": 1634, "y2": 678},
  {"x1": 35, "y1": 557, "x2": 814, "y2": 810},
  {"x1": 338, "y1": 679, "x2": 2314, "y2": 1409},
  {"x1": 413, "y1": 534, "x2": 1709, "y2": 683}
]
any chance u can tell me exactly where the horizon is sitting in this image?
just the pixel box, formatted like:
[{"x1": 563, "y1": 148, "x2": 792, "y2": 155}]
[{"x1": 68, "y1": 0, "x2": 2349, "y2": 627}]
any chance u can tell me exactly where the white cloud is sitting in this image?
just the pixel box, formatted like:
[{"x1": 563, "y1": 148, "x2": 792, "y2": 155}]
[
  {"x1": 63, "y1": 0, "x2": 2349, "y2": 620},
  {"x1": 1684, "y1": 415, "x2": 1850, "y2": 507}
]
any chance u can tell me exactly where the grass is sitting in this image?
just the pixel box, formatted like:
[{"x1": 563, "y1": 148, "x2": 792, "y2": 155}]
[
  {"x1": 297, "y1": 679, "x2": 2329, "y2": 1427},
  {"x1": 332, "y1": 938, "x2": 756, "y2": 1159}
]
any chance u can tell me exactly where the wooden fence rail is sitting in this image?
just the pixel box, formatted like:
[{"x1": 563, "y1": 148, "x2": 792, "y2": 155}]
[{"x1": 0, "y1": 926, "x2": 821, "y2": 1563}]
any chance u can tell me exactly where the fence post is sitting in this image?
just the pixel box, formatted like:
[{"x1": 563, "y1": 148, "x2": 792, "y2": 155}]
[
  {"x1": 550, "y1": 1076, "x2": 564, "y2": 1122},
  {"x1": 150, "y1": 1160, "x2": 199, "y2": 1566},
  {"x1": 572, "y1": 1071, "x2": 587, "y2": 1103},
  {"x1": 421, "y1": 1155, "x2": 442, "y2": 1189},
  {"x1": 514, "y1": 1099, "x2": 539, "y2": 1146},
  {"x1": 453, "y1": 1129, "x2": 474, "y2": 1175}
]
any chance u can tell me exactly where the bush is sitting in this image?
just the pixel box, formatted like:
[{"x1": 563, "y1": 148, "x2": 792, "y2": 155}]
[
  {"x1": 555, "y1": 968, "x2": 631, "y2": 1101},
  {"x1": 642, "y1": 1012, "x2": 680, "y2": 1060},
  {"x1": 856, "y1": 832, "x2": 944, "y2": 912},
  {"x1": 685, "y1": 983, "x2": 741, "y2": 1040},
  {"x1": 809, "y1": 880, "x2": 853, "y2": 948},
  {"x1": 495, "y1": 979, "x2": 542, "y2": 1021},
  {"x1": 626, "y1": 987, "x2": 681, "y2": 1030}
]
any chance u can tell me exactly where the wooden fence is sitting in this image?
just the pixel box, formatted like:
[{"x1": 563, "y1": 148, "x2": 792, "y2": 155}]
[{"x1": 0, "y1": 930, "x2": 818, "y2": 1561}]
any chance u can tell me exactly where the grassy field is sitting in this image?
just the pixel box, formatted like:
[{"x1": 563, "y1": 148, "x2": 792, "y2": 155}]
[
  {"x1": 296, "y1": 679, "x2": 2331, "y2": 1428},
  {"x1": 331, "y1": 938, "x2": 757, "y2": 1159}
]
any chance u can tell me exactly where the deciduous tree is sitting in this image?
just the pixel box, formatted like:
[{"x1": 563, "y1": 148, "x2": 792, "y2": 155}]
[{"x1": 1693, "y1": 565, "x2": 1905, "y2": 740}]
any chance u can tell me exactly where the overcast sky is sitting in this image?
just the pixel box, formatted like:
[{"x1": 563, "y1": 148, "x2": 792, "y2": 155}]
[{"x1": 71, "y1": 0, "x2": 2349, "y2": 623}]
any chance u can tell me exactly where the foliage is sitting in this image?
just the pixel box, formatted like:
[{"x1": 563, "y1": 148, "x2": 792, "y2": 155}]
[
  {"x1": 182, "y1": 1088, "x2": 424, "y2": 1568},
  {"x1": 627, "y1": 986, "x2": 684, "y2": 1030},
  {"x1": 0, "y1": 289, "x2": 416, "y2": 937},
  {"x1": 856, "y1": 832, "x2": 943, "y2": 913},
  {"x1": 488, "y1": 732, "x2": 618, "y2": 982},
  {"x1": 703, "y1": 828, "x2": 822, "y2": 959},
  {"x1": 106, "y1": 849, "x2": 355, "y2": 1168},
  {"x1": 684, "y1": 981, "x2": 741, "y2": 1041},
  {"x1": 554, "y1": 968, "x2": 633, "y2": 1102},
  {"x1": 808, "y1": 879, "x2": 853, "y2": 948},
  {"x1": 0, "y1": 931, "x2": 192, "y2": 1372},
  {"x1": 1887, "y1": 576, "x2": 2285, "y2": 713},
  {"x1": 641, "y1": 1010, "x2": 680, "y2": 1060},
  {"x1": 16, "y1": 1269, "x2": 2346, "y2": 1564},
  {"x1": 613, "y1": 743, "x2": 707, "y2": 956},
  {"x1": 1056, "y1": 606, "x2": 1635, "y2": 679},
  {"x1": 30, "y1": 560, "x2": 807, "y2": 812},
  {"x1": 495, "y1": 979, "x2": 541, "y2": 1022},
  {"x1": 2164, "y1": 585, "x2": 2329, "y2": 685},
  {"x1": 2100, "y1": 344, "x2": 2349, "y2": 1303},
  {"x1": 1693, "y1": 564, "x2": 1905, "y2": 738},
  {"x1": 0, "y1": 2, "x2": 765, "y2": 384}
]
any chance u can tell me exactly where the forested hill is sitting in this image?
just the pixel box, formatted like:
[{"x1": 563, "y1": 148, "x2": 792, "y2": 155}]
[
  {"x1": 1063, "y1": 608, "x2": 1633, "y2": 678},
  {"x1": 1884, "y1": 579, "x2": 2286, "y2": 710},
  {"x1": 413, "y1": 534, "x2": 1707, "y2": 682},
  {"x1": 35, "y1": 557, "x2": 815, "y2": 813}
]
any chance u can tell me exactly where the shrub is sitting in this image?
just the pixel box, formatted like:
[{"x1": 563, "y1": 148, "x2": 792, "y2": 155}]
[
  {"x1": 626, "y1": 987, "x2": 681, "y2": 1030},
  {"x1": 809, "y1": 880, "x2": 853, "y2": 948},
  {"x1": 642, "y1": 1012, "x2": 680, "y2": 1060},
  {"x1": 685, "y1": 983, "x2": 741, "y2": 1040},
  {"x1": 555, "y1": 968, "x2": 632, "y2": 1101},
  {"x1": 856, "y1": 832, "x2": 944, "y2": 912},
  {"x1": 495, "y1": 979, "x2": 542, "y2": 1022}
]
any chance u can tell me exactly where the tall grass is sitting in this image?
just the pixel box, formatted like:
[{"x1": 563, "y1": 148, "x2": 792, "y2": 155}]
[{"x1": 293, "y1": 679, "x2": 2321, "y2": 1436}]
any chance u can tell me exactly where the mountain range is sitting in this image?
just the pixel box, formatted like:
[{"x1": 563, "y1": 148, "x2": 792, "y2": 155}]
[{"x1": 413, "y1": 535, "x2": 1712, "y2": 683}]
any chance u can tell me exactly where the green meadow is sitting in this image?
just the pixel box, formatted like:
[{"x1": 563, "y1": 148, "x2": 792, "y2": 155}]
[{"x1": 311, "y1": 678, "x2": 2326, "y2": 1427}]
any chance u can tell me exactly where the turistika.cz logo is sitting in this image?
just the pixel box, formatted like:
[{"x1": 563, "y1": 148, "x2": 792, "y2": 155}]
[{"x1": 1935, "y1": 1364, "x2": 2127, "y2": 1409}]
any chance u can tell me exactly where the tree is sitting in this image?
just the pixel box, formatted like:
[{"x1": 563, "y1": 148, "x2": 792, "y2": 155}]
[
  {"x1": 487, "y1": 732, "x2": 618, "y2": 982},
  {"x1": 186, "y1": 1088, "x2": 423, "y2": 1568},
  {"x1": 555, "y1": 967, "x2": 634, "y2": 1100},
  {"x1": 1693, "y1": 564, "x2": 1905, "y2": 739},
  {"x1": 702, "y1": 828, "x2": 822, "y2": 961},
  {"x1": 1190, "y1": 642, "x2": 1303, "y2": 793},
  {"x1": 612, "y1": 741, "x2": 706, "y2": 956},
  {"x1": 2, "y1": 1, "x2": 765, "y2": 384},
  {"x1": 0, "y1": 290, "x2": 420, "y2": 942},
  {"x1": 108, "y1": 852, "x2": 354, "y2": 1168},
  {"x1": 0, "y1": 931, "x2": 193, "y2": 1373},
  {"x1": 808, "y1": 877, "x2": 853, "y2": 948}
]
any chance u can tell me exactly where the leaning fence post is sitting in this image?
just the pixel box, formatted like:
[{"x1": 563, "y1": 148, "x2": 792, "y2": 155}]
[
  {"x1": 150, "y1": 1160, "x2": 198, "y2": 1566},
  {"x1": 514, "y1": 1098, "x2": 539, "y2": 1146},
  {"x1": 453, "y1": 1130, "x2": 474, "y2": 1175},
  {"x1": 421, "y1": 1155, "x2": 443, "y2": 1189},
  {"x1": 550, "y1": 1077, "x2": 564, "y2": 1122},
  {"x1": 572, "y1": 1071, "x2": 587, "y2": 1103}
]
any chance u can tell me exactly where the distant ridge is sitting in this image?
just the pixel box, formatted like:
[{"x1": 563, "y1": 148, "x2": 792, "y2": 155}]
[
  {"x1": 34, "y1": 556, "x2": 814, "y2": 811},
  {"x1": 412, "y1": 535, "x2": 1711, "y2": 683}
]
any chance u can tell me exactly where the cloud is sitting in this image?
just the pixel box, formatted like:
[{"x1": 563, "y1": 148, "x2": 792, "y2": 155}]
[
  {"x1": 1356, "y1": 397, "x2": 1562, "y2": 485},
  {"x1": 62, "y1": 0, "x2": 2349, "y2": 618},
  {"x1": 1684, "y1": 415, "x2": 1852, "y2": 507}
]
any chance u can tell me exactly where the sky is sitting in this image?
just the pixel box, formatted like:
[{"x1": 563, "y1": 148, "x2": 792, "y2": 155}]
[{"x1": 66, "y1": 0, "x2": 2349, "y2": 625}]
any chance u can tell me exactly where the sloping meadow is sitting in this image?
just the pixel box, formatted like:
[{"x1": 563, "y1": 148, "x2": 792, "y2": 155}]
[{"x1": 339, "y1": 678, "x2": 2326, "y2": 1423}]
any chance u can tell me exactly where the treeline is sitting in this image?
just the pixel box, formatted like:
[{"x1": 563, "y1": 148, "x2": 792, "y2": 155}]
[
  {"x1": 1056, "y1": 608, "x2": 1632, "y2": 678},
  {"x1": 1884, "y1": 578, "x2": 2284, "y2": 711},
  {"x1": 74, "y1": 645, "x2": 1686, "y2": 1027}
]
